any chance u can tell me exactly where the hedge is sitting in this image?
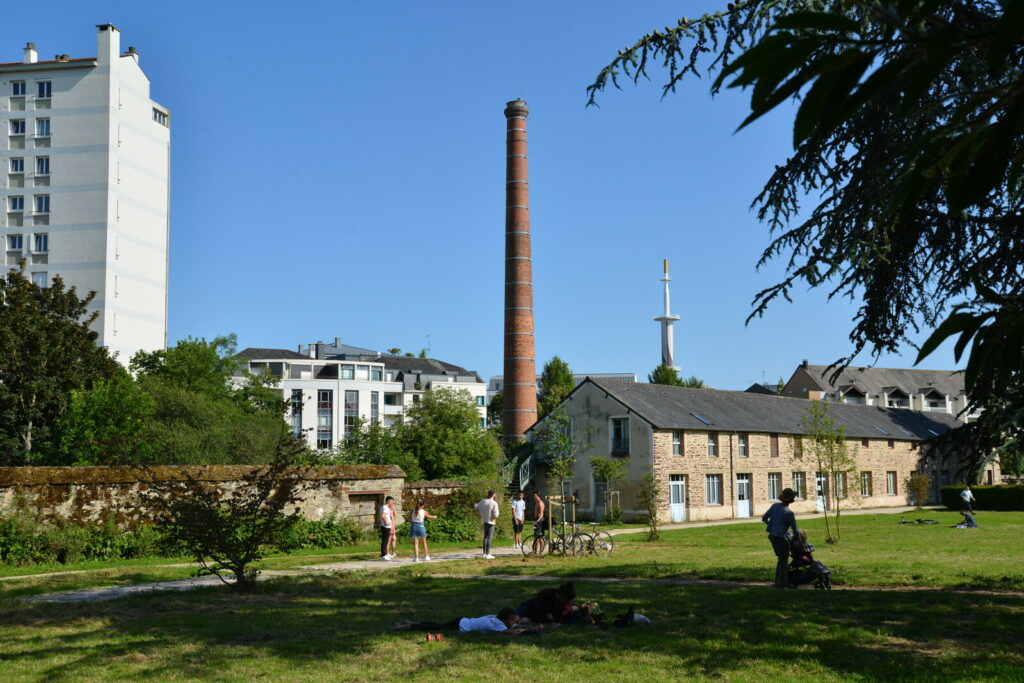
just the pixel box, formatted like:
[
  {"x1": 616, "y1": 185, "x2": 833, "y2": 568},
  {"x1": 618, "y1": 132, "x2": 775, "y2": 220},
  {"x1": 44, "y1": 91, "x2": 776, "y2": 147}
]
[{"x1": 940, "y1": 485, "x2": 1024, "y2": 511}]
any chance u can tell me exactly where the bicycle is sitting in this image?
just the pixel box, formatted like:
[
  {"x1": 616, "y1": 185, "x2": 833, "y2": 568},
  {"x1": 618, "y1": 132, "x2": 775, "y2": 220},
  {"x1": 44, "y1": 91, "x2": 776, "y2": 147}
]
[
  {"x1": 577, "y1": 522, "x2": 614, "y2": 557},
  {"x1": 522, "y1": 526, "x2": 580, "y2": 557}
]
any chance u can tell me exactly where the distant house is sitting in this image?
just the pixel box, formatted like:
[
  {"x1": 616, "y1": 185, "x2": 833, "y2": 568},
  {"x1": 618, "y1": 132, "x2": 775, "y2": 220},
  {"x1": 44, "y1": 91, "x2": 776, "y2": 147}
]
[
  {"x1": 781, "y1": 361, "x2": 979, "y2": 421},
  {"x1": 487, "y1": 373, "x2": 636, "y2": 400},
  {"x1": 235, "y1": 338, "x2": 486, "y2": 450},
  {"x1": 526, "y1": 378, "x2": 997, "y2": 524}
]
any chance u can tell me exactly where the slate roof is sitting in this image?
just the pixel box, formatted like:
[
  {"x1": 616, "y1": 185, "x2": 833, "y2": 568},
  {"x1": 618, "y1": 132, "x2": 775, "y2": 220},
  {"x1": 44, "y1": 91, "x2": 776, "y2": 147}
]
[
  {"x1": 235, "y1": 347, "x2": 311, "y2": 361},
  {"x1": 379, "y1": 356, "x2": 483, "y2": 382},
  {"x1": 586, "y1": 379, "x2": 961, "y2": 441},
  {"x1": 796, "y1": 365, "x2": 964, "y2": 398}
]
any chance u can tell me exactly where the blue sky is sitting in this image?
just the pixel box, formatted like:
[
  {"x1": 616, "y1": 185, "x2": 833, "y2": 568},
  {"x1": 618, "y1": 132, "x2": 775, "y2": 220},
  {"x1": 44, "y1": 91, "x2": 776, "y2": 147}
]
[{"x1": 15, "y1": 1, "x2": 962, "y2": 389}]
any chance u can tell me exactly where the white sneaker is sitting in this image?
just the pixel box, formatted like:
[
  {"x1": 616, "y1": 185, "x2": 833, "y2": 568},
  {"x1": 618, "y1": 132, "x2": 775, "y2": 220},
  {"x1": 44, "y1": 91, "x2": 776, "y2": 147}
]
[
  {"x1": 381, "y1": 555, "x2": 391, "y2": 561},
  {"x1": 484, "y1": 554, "x2": 496, "y2": 560},
  {"x1": 412, "y1": 557, "x2": 420, "y2": 563},
  {"x1": 423, "y1": 556, "x2": 431, "y2": 561}
]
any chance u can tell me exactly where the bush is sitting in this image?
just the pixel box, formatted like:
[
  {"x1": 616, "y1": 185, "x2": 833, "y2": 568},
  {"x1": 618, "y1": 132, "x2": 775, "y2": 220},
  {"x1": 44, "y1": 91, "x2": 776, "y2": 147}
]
[
  {"x1": 278, "y1": 513, "x2": 364, "y2": 551},
  {"x1": 940, "y1": 484, "x2": 1024, "y2": 511}
]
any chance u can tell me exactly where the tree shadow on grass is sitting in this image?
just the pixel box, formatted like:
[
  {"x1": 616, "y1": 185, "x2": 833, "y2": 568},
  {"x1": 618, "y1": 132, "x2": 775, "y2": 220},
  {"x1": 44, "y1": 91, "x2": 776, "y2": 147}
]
[{"x1": 1, "y1": 573, "x2": 1022, "y2": 680}]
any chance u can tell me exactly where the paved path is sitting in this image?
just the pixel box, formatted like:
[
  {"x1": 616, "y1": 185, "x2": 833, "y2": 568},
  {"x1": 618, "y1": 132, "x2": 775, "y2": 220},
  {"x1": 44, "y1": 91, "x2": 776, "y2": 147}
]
[{"x1": 16, "y1": 505, "x2": 940, "y2": 603}]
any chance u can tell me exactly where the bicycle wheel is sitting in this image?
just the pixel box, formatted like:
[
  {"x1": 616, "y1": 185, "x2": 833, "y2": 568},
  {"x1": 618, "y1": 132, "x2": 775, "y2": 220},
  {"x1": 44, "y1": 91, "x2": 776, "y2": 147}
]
[
  {"x1": 573, "y1": 533, "x2": 595, "y2": 557},
  {"x1": 522, "y1": 534, "x2": 547, "y2": 557},
  {"x1": 591, "y1": 531, "x2": 614, "y2": 556},
  {"x1": 549, "y1": 534, "x2": 568, "y2": 557}
]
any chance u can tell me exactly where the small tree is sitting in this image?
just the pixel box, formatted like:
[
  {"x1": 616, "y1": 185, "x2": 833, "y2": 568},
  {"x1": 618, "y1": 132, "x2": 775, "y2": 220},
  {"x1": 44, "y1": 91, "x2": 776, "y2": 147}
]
[
  {"x1": 636, "y1": 468, "x2": 661, "y2": 542},
  {"x1": 590, "y1": 455, "x2": 627, "y2": 521},
  {"x1": 141, "y1": 428, "x2": 316, "y2": 591},
  {"x1": 402, "y1": 387, "x2": 503, "y2": 480},
  {"x1": 534, "y1": 407, "x2": 593, "y2": 534},
  {"x1": 905, "y1": 473, "x2": 933, "y2": 509},
  {"x1": 538, "y1": 356, "x2": 576, "y2": 419},
  {"x1": 800, "y1": 401, "x2": 858, "y2": 544}
]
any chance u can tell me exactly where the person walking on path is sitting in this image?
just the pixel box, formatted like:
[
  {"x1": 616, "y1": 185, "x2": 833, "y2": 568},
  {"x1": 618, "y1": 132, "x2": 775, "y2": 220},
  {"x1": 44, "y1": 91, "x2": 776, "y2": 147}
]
[
  {"x1": 475, "y1": 490, "x2": 500, "y2": 559},
  {"x1": 761, "y1": 488, "x2": 799, "y2": 588},
  {"x1": 387, "y1": 498, "x2": 401, "y2": 559},
  {"x1": 511, "y1": 492, "x2": 527, "y2": 549},
  {"x1": 410, "y1": 500, "x2": 437, "y2": 562},
  {"x1": 960, "y1": 484, "x2": 976, "y2": 514},
  {"x1": 380, "y1": 496, "x2": 396, "y2": 561}
]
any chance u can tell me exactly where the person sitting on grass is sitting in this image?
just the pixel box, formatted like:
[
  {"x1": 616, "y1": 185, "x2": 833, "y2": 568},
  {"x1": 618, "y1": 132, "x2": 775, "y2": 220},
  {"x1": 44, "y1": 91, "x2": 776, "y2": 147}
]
[
  {"x1": 392, "y1": 606, "x2": 537, "y2": 634},
  {"x1": 515, "y1": 581, "x2": 576, "y2": 624},
  {"x1": 955, "y1": 511, "x2": 978, "y2": 528}
]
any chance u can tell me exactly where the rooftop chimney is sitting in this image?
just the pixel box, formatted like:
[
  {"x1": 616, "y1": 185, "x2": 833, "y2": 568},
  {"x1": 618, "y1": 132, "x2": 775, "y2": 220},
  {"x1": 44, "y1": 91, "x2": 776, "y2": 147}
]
[
  {"x1": 502, "y1": 99, "x2": 537, "y2": 445},
  {"x1": 23, "y1": 42, "x2": 37, "y2": 64},
  {"x1": 125, "y1": 46, "x2": 139, "y2": 63},
  {"x1": 96, "y1": 24, "x2": 120, "y2": 65}
]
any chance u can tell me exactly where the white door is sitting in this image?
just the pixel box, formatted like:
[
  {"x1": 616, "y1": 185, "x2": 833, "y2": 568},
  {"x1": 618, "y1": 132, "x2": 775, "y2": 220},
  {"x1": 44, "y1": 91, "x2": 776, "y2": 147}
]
[
  {"x1": 669, "y1": 475, "x2": 687, "y2": 523},
  {"x1": 736, "y1": 474, "x2": 752, "y2": 517},
  {"x1": 815, "y1": 472, "x2": 828, "y2": 512}
]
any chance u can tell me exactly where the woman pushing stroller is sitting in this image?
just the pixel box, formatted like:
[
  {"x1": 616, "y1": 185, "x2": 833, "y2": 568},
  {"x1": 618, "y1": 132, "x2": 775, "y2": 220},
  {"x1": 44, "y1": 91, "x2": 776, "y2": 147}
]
[{"x1": 762, "y1": 488, "x2": 799, "y2": 588}]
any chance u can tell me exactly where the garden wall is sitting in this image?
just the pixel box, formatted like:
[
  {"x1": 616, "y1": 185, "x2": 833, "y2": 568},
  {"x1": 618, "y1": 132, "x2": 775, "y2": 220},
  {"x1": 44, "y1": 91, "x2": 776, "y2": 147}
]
[
  {"x1": 0, "y1": 465, "x2": 406, "y2": 531},
  {"x1": 402, "y1": 481, "x2": 467, "y2": 512}
]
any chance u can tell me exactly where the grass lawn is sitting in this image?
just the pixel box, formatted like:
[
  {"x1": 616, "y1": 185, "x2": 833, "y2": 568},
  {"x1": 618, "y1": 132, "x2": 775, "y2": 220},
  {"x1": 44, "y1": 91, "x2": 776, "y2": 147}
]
[{"x1": 438, "y1": 511, "x2": 1024, "y2": 590}]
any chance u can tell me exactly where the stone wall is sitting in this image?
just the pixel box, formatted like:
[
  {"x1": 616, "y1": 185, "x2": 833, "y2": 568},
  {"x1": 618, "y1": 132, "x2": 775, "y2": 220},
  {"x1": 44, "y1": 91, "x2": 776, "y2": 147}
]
[
  {"x1": 0, "y1": 465, "x2": 406, "y2": 531},
  {"x1": 402, "y1": 481, "x2": 467, "y2": 515}
]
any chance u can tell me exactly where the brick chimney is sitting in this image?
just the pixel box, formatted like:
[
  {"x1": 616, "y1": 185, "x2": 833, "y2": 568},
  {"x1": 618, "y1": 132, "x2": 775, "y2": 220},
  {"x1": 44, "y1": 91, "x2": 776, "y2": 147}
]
[{"x1": 502, "y1": 99, "x2": 537, "y2": 445}]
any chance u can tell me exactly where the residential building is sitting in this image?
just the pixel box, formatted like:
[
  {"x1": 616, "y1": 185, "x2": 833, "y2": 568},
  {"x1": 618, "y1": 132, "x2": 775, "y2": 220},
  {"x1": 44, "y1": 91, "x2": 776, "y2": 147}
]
[
  {"x1": 487, "y1": 373, "x2": 636, "y2": 401},
  {"x1": 236, "y1": 340, "x2": 487, "y2": 450},
  {"x1": 1, "y1": 26, "x2": 170, "y2": 361},
  {"x1": 526, "y1": 378, "x2": 998, "y2": 523},
  {"x1": 781, "y1": 361, "x2": 978, "y2": 420}
]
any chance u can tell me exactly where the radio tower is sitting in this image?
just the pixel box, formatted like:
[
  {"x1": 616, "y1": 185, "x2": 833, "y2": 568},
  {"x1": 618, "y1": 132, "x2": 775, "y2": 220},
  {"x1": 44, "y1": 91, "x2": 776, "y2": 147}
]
[{"x1": 653, "y1": 259, "x2": 680, "y2": 369}]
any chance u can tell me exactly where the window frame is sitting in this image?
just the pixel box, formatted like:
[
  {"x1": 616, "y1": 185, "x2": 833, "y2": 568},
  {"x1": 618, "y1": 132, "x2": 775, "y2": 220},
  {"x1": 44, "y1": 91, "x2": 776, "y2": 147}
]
[
  {"x1": 35, "y1": 118, "x2": 50, "y2": 138},
  {"x1": 36, "y1": 81, "x2": 51, "y2": 98},
  {"x1": 9, "y1": 158, "x2": 24, "y2": 173},
  {"x1": 886, "y1": 471, "x2": 898, "y2": 495},
  {"x1": 609, "y1": 416, "x2": 630, "y2": 455},
  {"x1": 12, "y1": 81, "x2": 26, "y2": 96},
  {"x1": 792, "y1": 472, "x2": 807, "y2": 500},
  {"x1": 35, "y1": 156, "x2": 49, "y2": 175},
  {"x1": 707, "y1": 432, "x2": 718, "y2": 457},
  {"x1": 34, "y1": 195, "x2": 50, "y2": 214},
  {"x1": 8, "y1": 196, "x2": 24, "y2": 212},
  {"x1": 860, "y1": 471, "x2": 873, "y2": 497},
  {"x1": 10, "y1": 119, "x2": 26, "y2": 135},
  {"x1": 767, "y1": 472, "x2": 782, "y2": 501},
  {"x1": 705, "y1": 473, "x2": 723, "y2": 506},
  {"x1": 31, "y1": 271, "x2": 47, "y2": 288},
  {"x1": 769, "y1": 433, "x2": 779, "y2": 457},
  {"x1": 33, "y1": 233, "x2": 48, "y2": 252},
  {"x1": 738, "y1": 433, "x2": 749, "y2": 457},
  {"x1": 672, "y1": 430, "x2": 682, "y2": 455},
  {"x1": 8, "y1": 234, "x2": 23, "y2": 250}
]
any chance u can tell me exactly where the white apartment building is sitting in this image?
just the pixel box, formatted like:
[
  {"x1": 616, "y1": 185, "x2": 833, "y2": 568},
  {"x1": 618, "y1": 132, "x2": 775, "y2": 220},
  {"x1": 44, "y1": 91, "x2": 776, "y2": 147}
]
[
  {"x1": 237, "y1": 342, "x2": 488, "y2": 451},
  {"x1": 1, "y1": 25, "x2": 170, "y2": 361}
]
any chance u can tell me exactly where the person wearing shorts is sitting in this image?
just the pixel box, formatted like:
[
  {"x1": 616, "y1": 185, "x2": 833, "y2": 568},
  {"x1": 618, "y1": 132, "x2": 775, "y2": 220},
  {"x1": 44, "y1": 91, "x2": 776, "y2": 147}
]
[
  {"x1": 410, "y1": 500, "x2": 437, "y2": 562},
  {"x1": 511, "y1": 492, "x2": 526, "y2": 549}
]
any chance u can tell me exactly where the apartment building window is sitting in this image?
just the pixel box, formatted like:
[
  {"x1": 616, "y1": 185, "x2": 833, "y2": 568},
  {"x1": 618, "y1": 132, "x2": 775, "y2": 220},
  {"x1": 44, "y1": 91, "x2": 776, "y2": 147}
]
[
  {"x1": 768, "y1": 472, "x2": 782, "y2": 500},
  {"x1": 371, "y1": 366, "x2": 383, "y2": 381},
  {"x1": 36, "y1": 81, "x2": 51, "y2": 98},
  {"x1": 290, "y1": 389, "x2": 303, "y2": 439},
  {"x1": 12, "y1": 81, "x2": 25, "y2": 96},
  {"x1": 738, "y1": 433, "x2": 749, "y2": 457},
  {"x1": 476, "y1": 396, "x2": 486, "y2": 407},
  {"x1": 9, "y1": 196, "x2": 24, "y2": 212},
  {"x1": 10, "y1": 119, "x2": 26, "y2": 135},
  {"x1": 344, "y1": 390, "x2": 359, "y2": 435},
  {"x1": 153, "y1": 108, "x2": 169, "y2": 126},
  {"x1": 770, "y1": 433, "x2": 779, "y2": 457},
  {"x1": 610, "y1": 417, "x2": 630, "y2": 454},
  {"x1": 355, "y1": 365, "x2": 370, "y2": 381},
  {"x1": 383, "y1": 393, "x2": 399, "y2": 406},
  {"x1": 370, "y1": 391, "x2": 379, "y2": 426},
  {"x1": 707, "y1": 433, "x2": 718, "y2": 457},
  {"x1": 792, "y1": 472, "x2": 807, "y2": 500},
  {"x1": 35, "y1": 157, "x2": 49, "y2": 175},
  {"x1": 35, "y1": 119, "x2": 50, "y2": 137},
  {"x1": 8, "y1": 235, "x2": 23, "y2": 250},
  {"x1": 317, "y1": 390, "x2": 333, "y2": 450},
  {"x1": 34, "y1": 195, "x2": 49, "y2": 213},
  {"x1": 9, "y1": 158, "x2": 24, "y2": 173},
  {"x1": 706, "y1": 474, "x2": 723, "y2": 505},
  {"x1": 31, "y1": 272, "x2": 47, "y2": 287},
  {"x1": 33, "y1": 233, "x2": 47, "y2": 252},
  {"x1": 672, "y1": 430, "x2": 682, "y2": 455},
  {"x1": 340, "y1": 364, "x2": 354, "y2": 380},
  {"x1": 833, "y1": 472, "x2": 847, "y2": 500},
  {"x1": 886, "y1": 471, "x2": 897, "y2": 495},
  {"x1": 860, "y1": 471, "x2": 873, "y2": 497}
]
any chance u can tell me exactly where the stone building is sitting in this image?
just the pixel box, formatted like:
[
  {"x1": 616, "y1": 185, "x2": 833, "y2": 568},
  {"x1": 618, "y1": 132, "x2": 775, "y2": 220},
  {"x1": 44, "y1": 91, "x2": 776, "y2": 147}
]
[{"x1": 531, "y1": 378, "x2": 998, "y2": 524}]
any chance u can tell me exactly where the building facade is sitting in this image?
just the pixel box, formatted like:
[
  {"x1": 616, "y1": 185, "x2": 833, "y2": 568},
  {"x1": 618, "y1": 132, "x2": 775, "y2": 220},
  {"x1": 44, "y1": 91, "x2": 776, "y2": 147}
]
[
  {"x1": 237, "y1": 342, "x2": 487, "y2": 451},
  {"x1": 532, "y1": 379, "x2": 998, "y2": 524},
  {"x1": 1, "y1": 25, "x2": 170, "y2": 361}
]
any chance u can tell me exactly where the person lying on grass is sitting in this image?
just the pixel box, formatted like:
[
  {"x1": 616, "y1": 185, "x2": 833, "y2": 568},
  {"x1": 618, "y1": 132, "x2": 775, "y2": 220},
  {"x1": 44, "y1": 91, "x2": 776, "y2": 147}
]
[
  {"x1": 515, "y1": 581, "x2": 576, "y2": 624},
  {"x1": 392, "y1": 607, "x2": 540, "y2": 634}
]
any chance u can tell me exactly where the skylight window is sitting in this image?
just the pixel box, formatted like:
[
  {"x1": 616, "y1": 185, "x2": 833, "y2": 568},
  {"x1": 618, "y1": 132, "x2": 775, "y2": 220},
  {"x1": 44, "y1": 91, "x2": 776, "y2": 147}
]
[
  {"x1": 927, "y1": 428, "x2": 940, "y2": 436},
  {"x1": 872, "y1": 426, "x2": 889, "y2": 435},
  {"x1": 690, "y1": 412, "x2": 712, "y2": 425},
  {"x1": 896, "y1": 426, "x2": 913, "y2": 436}
]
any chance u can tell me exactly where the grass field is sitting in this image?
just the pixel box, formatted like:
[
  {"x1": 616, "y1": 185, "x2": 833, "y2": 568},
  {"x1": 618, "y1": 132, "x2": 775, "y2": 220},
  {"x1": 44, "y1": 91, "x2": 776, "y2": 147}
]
[{"x1": 0, "y1": 511, "x2": 1021, "y2": 681}]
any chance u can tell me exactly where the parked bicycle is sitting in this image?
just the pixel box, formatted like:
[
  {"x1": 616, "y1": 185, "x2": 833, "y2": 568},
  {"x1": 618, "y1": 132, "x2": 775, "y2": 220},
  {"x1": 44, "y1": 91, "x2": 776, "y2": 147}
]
[{"x1": 521, "y1": 522, "x2": 614, "y2": 558}]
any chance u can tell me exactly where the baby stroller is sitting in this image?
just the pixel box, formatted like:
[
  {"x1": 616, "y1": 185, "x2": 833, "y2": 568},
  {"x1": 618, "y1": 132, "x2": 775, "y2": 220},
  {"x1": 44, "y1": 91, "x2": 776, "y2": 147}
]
[{"x1": 787, "y1": 534, "x2": 832, "y2": 590}]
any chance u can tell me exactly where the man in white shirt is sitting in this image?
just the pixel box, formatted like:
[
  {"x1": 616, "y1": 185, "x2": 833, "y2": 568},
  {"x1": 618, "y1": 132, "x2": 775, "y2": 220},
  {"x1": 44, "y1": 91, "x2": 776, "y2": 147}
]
[
  {"x1": 380, "y1": 496, "x2": 395, "y2": 560},
  {"x1": 511, "y1": 492, "x2": 527, "y2": 549},
  {"x1": 393, "y1": 606, "x2": 535, "y2": 634},
  {"x1": 960, "y1": 484, "x2": 976, "y2": 514},
  {"x1": 474, "y1": 490, "x2": 500, "y2": 559}
]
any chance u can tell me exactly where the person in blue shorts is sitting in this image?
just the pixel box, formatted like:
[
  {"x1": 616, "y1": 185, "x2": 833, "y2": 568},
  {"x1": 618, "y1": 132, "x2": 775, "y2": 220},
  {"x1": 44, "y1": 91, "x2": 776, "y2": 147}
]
[{"x1": 410, "y1": 500, "x2": 437, "y2": 562}]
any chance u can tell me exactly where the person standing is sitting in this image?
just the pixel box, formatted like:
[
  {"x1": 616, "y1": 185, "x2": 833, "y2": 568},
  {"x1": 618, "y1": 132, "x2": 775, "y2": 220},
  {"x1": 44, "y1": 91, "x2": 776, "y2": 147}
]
[
  {"x1": 475, "y1": 490, "x2": 500, "y2": 559},
  {"x1": 531, "y1": 492, "x2": 547, "y2": 554},
  {"x1": 387, "y1": 497, "x2": 401, "y2": 559},
  {"x1": 511, "y1": 492, "x2": 527, "y2": 549},
  {"x1": 960, "y1": 484, "x2": 976, "y2": 514},
  {"x1": 761, "y1": 488, "x2": 799, "y2": 588},
  {"x1": 380, "y1": 496, "x2": 396, "y2": 561},
  {"x1": 410, "y1": 500, "x2": 437, "y2": 562}
]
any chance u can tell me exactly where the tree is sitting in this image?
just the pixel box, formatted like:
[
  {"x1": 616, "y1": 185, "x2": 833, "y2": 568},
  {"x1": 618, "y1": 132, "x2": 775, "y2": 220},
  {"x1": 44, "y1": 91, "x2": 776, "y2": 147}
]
[
  {"x1": 533, "y1": 407, "x2": 593, "y2": 533},
  {"x1": 401, "y1": 387, "x2": 503, "y2": 480},
  {"x1": 486, "y1": 390, "x2": 504, "y2": 428},
  {"x1": 587, "y1": 1, "x2": 1024, "y2": 477},
  {"x1": 131, "y1": 334, "x2": 242, "y2": 405},
  {"x1": 0, "y1": 266, "x2": 119, "y2": 462},
  {"x1": 636, "y1": 468, "x2": 662, "y2": 542},
  {"x1": 648, "y1": 364, "x2": 706, "y2": 388},
  {"x1": 333, "y1": 417, "x2": 419, "y2": 475},
  {"x1": 905, "y1": 472, "x2": 933, "y2": 510},
  {"x1": 590, "y1": 455, "x2": 628, "y2": 521},
  {"x1": 776, "y1": 377, "x2": 787, "y2": 395},
  {"x1": 800, "y1": 401, "x2": 858, "y2": 544},
  {"x1": 537, "y1": 356, "x2": 575, "y2": 418}
]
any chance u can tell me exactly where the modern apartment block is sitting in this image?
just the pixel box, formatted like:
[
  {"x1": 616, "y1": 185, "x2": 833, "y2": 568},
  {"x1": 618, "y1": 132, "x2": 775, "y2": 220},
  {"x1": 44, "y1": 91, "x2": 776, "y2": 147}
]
[
  {"x1": 237, "y1": 340, "x2": 488, "y2": 451},
  {"x1": 1, "y1": 25, "x2": 170, "y2": 361}
]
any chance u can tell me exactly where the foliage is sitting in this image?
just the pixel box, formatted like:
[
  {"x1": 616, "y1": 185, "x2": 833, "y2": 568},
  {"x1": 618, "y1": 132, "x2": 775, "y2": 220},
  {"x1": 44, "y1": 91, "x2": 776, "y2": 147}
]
[
  {"x1": 0, "y1": 266, "x2": 120, "y2": 462},
  {"x1": 139, "y1": 430, "x2": 317, "y2": 591},
  {"x1": 587, "y1": 1, "x2": 1024, "y2": 477},
  {"x1": 277, "y1": 513, "x2": 364, "y2": 552},
  {"x1": 904, "y1": 473, "x2": 932, "y2": 510},
  {"x1": 940, "y1": 485, "x2": 1024, "y2": 512},
  {"x1": 800, "y1": 401, "x2": 858, "y2": 543},
  {"x1": 649, "y1": 364, "x2": 707, "y2": 388},
  {"x1": 534, "y1": 409, "x2": 594, "y2": 529},
  {"x1": 537, "y1": 356, "x2": 575, "y2": 418},
  {"x1": 486, "y1": 390, "x2": 503, "y2": 428},
  {"x1": 395, "y1": 515, "x2": 480, "y2": 543},
  {"x1": 636, "y1": 468, "x2": 661, "y2": 542},
  {"x1": 331, "y1": 417, "x2": 419, "y2": 475},
  {"x1": 590, "y1": 456, "x2": 627, "y2": 487},
  {"x1": 776, "y1": 376, "x2": 786, "y2": 395},
  {"x1": 401, "y1": 388, "x2": 502, "y2": 481},
  {"x1": 131, "y1": 334, "x2": 241, "y2": 403}
]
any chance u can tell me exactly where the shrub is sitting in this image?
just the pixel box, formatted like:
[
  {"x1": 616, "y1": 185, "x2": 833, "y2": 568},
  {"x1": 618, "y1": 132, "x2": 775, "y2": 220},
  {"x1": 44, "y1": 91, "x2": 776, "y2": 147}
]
[
  {"x1": 278, "y1": 513, "x2": 363, "y2": 551},
  {"x1": 905, "y1": 473, "x2": 932, "y2": 509},
  {"x1": 940, "y1": 484, "x2": 1024, "y2": 511}
]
